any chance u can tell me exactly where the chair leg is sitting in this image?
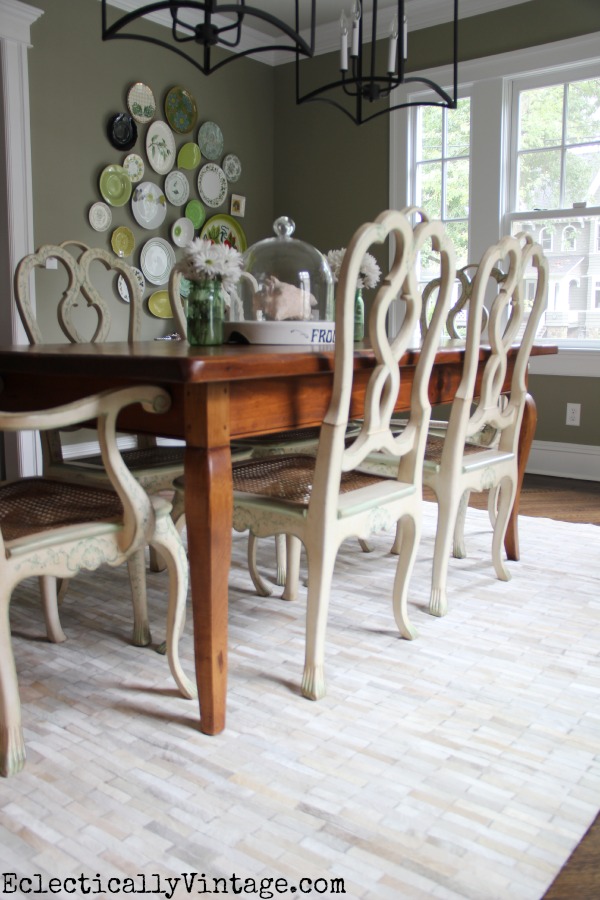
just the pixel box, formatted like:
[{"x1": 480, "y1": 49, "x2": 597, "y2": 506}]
[
  {"x1": 430, "y1": 489, "x2": 463, "y2": 618},
  {"x1": 358, "y1": 538, "x2": 373, "y2": 553},
  {"x1": 38, "y1": 576, "x2": 67, "y2": 643},
  {"x1": 452, "y1": 490, "x2": 470, "y2": 559},
  {"x1": 301, "y1": 542, "x2": 336, "y2": 701},
  {"x1": 281, "y1": 536, "x2": 302, "y2": 601},
  {"x1": 491, "y1": 477, "x2": 515, "y2": 583},
  {"x1": 126, "y1": 549, "x2": 151, "y2": 647},
  {"x1": 275, "y1": 534, "x2": 287, "y2": 586},
  {"x1": 0, "y1": 590, "x2": 26, "y2": 776},
  {"x1": 148, "y1": 545, "x2": 166, "y2": 573},
  {"x1": 247, "y1": 534, "x2": 274, "y2": 597},
  {"x1": 151, "y1": 517, "x2": 196, "y2": 700},
  {"x1": 391, "y1": 513, "x2": 419, "y2": 640}
]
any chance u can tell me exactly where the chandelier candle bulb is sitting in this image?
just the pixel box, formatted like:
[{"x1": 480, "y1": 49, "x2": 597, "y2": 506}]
[
  {"x1": 351, "y1": 0, "x2": 361, "y2": 57},
  {"x1": 388, "y1": 15, "x2": 398, "y2": 74},
  {"x1": 340, "y1": 12, "x2": 349, "y2": 71}
]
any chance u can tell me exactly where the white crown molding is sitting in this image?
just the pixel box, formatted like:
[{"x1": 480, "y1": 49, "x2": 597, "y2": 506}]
[
  {"x1": 102, "y1": 1, "x2": 532, "y2": 66},
  {"x1": 0, "y1": 0, "x2": 43, "y2": 43}
]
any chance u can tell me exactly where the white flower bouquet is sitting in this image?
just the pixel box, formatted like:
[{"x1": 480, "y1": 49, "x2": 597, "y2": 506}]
[
  {"x1": 175, "y1": 237, "x2": 244, "y2": 292},
  {"x1": 326, "y1": 247, "x2": 381, "y2": 290}
]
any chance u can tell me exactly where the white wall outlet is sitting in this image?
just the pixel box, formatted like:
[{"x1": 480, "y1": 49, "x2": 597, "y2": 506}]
[{"x1": 566, "y1": 402, "x2": 581, "y2": 426}]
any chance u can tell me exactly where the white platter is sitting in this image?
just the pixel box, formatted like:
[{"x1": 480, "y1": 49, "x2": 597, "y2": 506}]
[
  {"x1": 197, "y1": 163, "x2": 227, "y2": 208},
  {"x1": 131, "y1": 181, "x2": 167, "y2": 229},
  {"x1": 146, "y1": 120, "x2": 176, "y2": 175},
  {"x1": 140, "y1": 237, "x2": 176, "y2": 285},
  {"x1": 223, "y1": 321, "x2": 335, "y2": 346}
]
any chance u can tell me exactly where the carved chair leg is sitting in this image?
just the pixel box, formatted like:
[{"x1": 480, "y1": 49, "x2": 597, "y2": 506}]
[
  {"x1": 0, "y1": 589, "x2": 26, "y2": 776},
  {"x1": 126, "y1": 549, "x2": 151, "y2": 647},
  {"x1": 38, "y1": 576, "x2": 67, "y2": 644},
  {"x1": 247, "y1": 534, "x2": 274, "y2": 597},
  {"x1": 391, "y1": 512, "x2": 419, "y2": 640}
]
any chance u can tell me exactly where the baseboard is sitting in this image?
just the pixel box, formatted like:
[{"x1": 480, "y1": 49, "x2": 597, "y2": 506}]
[{"x1": 527, "y1": 440, "x2": 600, "y2": 482}]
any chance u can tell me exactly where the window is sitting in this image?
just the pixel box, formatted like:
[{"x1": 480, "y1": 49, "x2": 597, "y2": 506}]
[{"x1": 391, "y1": 34, "x2": 600, "y2": 351}]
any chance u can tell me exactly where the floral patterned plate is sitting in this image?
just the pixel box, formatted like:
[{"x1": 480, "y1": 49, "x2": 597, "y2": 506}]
[
  {"x1": 146, "y1": 120, "x2": 176, "y2": 175},
  {"x1": 200, "y1": 213, "x2": 247, "y2": 251},
  {"x1": 197, "y1": 163, "x2": 227, "y2": 209},
  {"x1": 165, "y1": 86, "x2": 197, "y2": 134},
  {"x1": 123, "y1": 153, "x2": 145, "y2": 183},
  {"x1": 127, "y1": 82, "x2": 156, "y2": 124},
  {"x1": 164, "y1": 170, "x2": 190, "y2": 206},
  {"x1": 88, "y1": 201, "x2": 112, "y2": 232},
  {"x1": 117, "y1": 266, "x2": 145, "y2": 302},
  {"x1": 222, "y1": 153, "x2": 242, "y2": 183},
  {"x1": 197, "y1": 121, "x2": 223, "y2": 161},
  {"x1": 131, "y1": 181, "x2": 167, "y2": 229}
]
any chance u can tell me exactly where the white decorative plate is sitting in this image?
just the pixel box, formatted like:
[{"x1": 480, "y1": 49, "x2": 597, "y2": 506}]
[
  {"x1": 140, "y1": 237, "x2": 176, "y2": 285},
  {"x1": 146, "y1": 120, "x2": 176, "y2": 175},
  {"x1": 197, "y1": 121, "x2": 223, "y2": 160},
  {"x1": 197, "y1": 163, "x2": 227, "y2": 208},
  {"x1": 131, "y1": 181, "x2": 167, "y2": 229},
  {"x1": 123, "y1": 153, "x2": 145, "y2": 183},
  {"x1": 127, "y1": 82, "x2": 156, "y2": 124},
  {"x1": 88, "y1": 201, "x2": 112, "y2": 232},
  {"x1": 117, "y1": 266, "x2": 145, "y2": 302},
  {"x1": 164, "y1": 170, "x2": 190, "y2": 206},
  {"x1": 222, "y1": 153, "x2": 242, "y2": 183},
  {"x1": 171, "y1": 217, "x2": 195, "y2": 247}
]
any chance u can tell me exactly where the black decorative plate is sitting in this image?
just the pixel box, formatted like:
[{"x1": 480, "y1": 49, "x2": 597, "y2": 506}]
[{"x1": 107, "y1": 113, "x2": 138, "y2": 151}]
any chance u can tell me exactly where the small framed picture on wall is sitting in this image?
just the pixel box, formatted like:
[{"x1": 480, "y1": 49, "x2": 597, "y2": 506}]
[{"x1": 230, "y1": 194, "x2": 246, "y2": 218}]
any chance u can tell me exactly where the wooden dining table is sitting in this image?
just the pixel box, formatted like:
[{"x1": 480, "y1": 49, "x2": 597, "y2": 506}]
[{"x1": 0, "y1": 339, "x2": 556, "y2": 735}]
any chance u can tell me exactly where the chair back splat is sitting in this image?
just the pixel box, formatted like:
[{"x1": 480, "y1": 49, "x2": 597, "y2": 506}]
[{"x1": 232, "y1": 209, "x2": 455, "y2": 700}]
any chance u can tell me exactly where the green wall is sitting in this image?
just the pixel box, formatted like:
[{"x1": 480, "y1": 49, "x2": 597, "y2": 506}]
[{"x1": 28, "y1": 0, "x2": 275, "y2": 339}]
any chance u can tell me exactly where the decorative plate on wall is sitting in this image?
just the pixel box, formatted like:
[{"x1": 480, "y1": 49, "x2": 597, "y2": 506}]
[
  {"x1": 177, "y1": 142, "x2": 201, "y2": 170},
  {"x1": 127, "y1": 82, "x2": 156, "y2": 124},
  {"x1": 131, "y1": 181, "x2": 167, "y2": 229},
  {"x1": 123, "y1": 153, "x2": 145, "y2": 183},
  {"x1": 117, "y1": 267, "x2": 145, "y2": 302},
  {"x1": 110, "y1": 226, "x2": 135, "y2": 258},
  {"x1": 88, "y1": 201, "x2": 112, "y2": 232},
  {"x1": 185, "y1": 199, "x2": 206, "y2": 229},
  {"x1": 200, "y1": 214, "x2": 247, "y2": 252},
  {"x1": 171, "y1": 217, "x2": 195, "y2": 247},
  {"x1": 146, "y1": 120, "x2": 176, "y2": 175},
  {"x1": 197, "y1": 121, "x2": 223, "y2": 161},
  {"x1": 140, "y1": 237, "x2": 176, "y2": 285},
  {"x1": 107, "y1": 113, "x2": 138, "y2": 151},
  {"x1": 99, "y1": 165, "x2": 132, "y2": 207},
  {"x1": 165, "y1": 86, "x2": 198, "y2": 134},
  {"x1": 164, "y1": 170, "x2": 190, "y2": 206},
  {"x1": 148, "y1": 289, "x2": 174, "y2": 319},
  {"x1": 222, "y1": 153, "x2": 242, "y2": 183},
  {"x1": 197, "y1": 163, "x2": 227, "y2": 208}
]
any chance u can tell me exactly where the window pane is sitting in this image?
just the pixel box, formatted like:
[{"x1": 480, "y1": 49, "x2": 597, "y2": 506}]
[
  {"x1": 518, "y1": 84, "x2": 564, "y2": 150},
  {"x1": 566, "y1": 78, "x2": 600, "y2": 145},
  {"x1": 418, "y1": 106, "x2": 443, "y2": 160},
  {"x1": 444, "y1": 220, "x2": 469, "y2": 269},
  {"x1": 510, "y1": 214, "x2": 600, "y2": 341},
  {"x1": 564, "y1": 144, "x2": 600, "y2": 205},
  {"x1": 517, "y1": 149, "x2": 561, "y2": 209},
  {"x1": 445, "y1": 158, "x2": 470, "y2": 219},
  {"x1": 446, "y1": 98, "x2": 471, "y2": 158},
  {"x1": 416, "y1": 161, "x2": 442, "y2": 217}
]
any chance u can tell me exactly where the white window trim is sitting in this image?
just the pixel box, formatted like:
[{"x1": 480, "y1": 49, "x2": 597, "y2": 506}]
[{"x1": 389, "y1": 31, "x2": 600, "y2": 377}]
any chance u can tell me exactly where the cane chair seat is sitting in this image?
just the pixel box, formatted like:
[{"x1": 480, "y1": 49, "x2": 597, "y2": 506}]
[{"x1": 0, "y1": 386, "x2": 195, "y2": 777}]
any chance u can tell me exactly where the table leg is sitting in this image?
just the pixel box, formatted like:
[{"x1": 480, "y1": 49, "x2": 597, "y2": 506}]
[
  {"x1": 505, "y1": 391, "x2": 537, "y2": 562},
  {"x1": 184, "y1": 383, "x2": 232, "y2": 735}
]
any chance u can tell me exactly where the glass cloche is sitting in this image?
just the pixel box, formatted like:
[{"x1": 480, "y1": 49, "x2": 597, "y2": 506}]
[{"x1": 224, "y1": 216, "x2": 335, "y2": 345}]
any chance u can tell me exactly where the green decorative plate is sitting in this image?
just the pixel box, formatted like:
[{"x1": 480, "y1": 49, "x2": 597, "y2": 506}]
[
  {"x1": 165, "y1": 86, "x2": 198, "y2": 134},
  {"x1": 111, "y1": 226, "x2": 135, "y2": 258},
  {"x1": 178, "y1": 142, "x2": 201, "y2": 170},
  {"x1": 200, "y1": 213, "x2": 247, "y2": 252},
  {"x1": 148, "y1": 290, "x2": 173, "y2": 319},
  {"x1": 185, "y1": 199, "x2": 206, "y2": 230},
  {"x1": 99, "y1": 165, "x2": 132, "y2": 207}
]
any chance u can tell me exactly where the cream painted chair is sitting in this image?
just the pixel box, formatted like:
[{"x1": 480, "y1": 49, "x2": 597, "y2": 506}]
[
  {"x1": 230, "y1": 209, "x2": 455, "y2": 701},
  {"x1": 15, "y1": 242, "x2": 186, "y2": 610},
  {"x1": 365, "y1": 233, "x2": 548, "y2": 618},
  {"x1": 0, "y1": 385, "x2": 195, "y2": 776}
]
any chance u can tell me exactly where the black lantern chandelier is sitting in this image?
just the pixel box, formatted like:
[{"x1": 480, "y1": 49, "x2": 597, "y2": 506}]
[
  {"x1": 101, "y1": 2, "x2": 459, "y2": 126},
  {"x1": 296, "y1": 0, "x2": 459, "y2": 125},
  {"x1": 101, "y1": 1, "x2": 316, "y2": 75}
]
